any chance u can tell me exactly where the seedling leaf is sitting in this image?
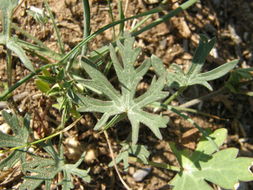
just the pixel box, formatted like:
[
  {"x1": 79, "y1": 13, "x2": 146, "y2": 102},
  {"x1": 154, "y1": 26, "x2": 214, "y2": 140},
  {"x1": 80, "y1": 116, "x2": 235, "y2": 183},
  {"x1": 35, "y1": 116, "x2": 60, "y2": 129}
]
[
  {"x1": 77, "y1": 34, "x2": 169, "y2": 143},
  {"x1": 0, "y1": 111, "x2": 30, "y2": 170},
  {"x1": 152, "y1": 35, "x2": 238, "y2": 90},
  {"x1": 20, "y1": 144, "x2": 90, "y2": 190},
  {"x1": 109, "y1": 143, "x2": 150, "y2": 170},
  {"x1": 0, "y1": 111, "x2": 29, "y2": 147},
  {"x1": 169, "y1": 128, "x2": 253, "y2": 190},
  {"x1": 6, "y1": 39, "x2": 35, "y2": 72}
]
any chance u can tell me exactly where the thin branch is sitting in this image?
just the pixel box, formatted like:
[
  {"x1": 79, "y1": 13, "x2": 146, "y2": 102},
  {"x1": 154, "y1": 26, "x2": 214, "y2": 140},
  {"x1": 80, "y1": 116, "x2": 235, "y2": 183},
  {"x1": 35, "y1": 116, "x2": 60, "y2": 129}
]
[
  {"x1": 103, "y1": 131, "x2": 132, "y2": 190},
  {"x1": 179, "y1": 87, "x2": 226, "y2": 108}
]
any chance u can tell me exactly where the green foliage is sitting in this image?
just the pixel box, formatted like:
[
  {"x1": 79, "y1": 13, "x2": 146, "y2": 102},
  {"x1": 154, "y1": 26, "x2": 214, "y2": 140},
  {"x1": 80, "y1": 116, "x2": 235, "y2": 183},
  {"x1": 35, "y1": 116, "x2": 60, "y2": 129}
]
[
  {"x1": 109, "y1": 143, "x2": 150, "y2": 170},
  {"x1": 20, "y1": 143, "x2": 90, "y2": 190},
  {"x1": 0, "y1": 111, "x2": 30, "y2": 170},
  {"x1": 76, "y1": 34, "x2": 169, "y2": 143},
  {"x1": 169, "y1": 128, "x2": 253, "y2": 190},
  {"x1": 226, "y1": 67, "x2": 253, "y2": 94},
  {"x1": 152, "y1": 35, "x2": 238, "y2": 91}
]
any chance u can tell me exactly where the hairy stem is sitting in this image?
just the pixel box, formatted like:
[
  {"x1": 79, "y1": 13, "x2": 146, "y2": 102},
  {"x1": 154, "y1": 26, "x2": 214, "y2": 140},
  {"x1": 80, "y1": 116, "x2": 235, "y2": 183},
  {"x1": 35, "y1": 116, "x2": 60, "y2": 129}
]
[{"x1": 104, "y1": 130, "x2": 132, "y2": 190}]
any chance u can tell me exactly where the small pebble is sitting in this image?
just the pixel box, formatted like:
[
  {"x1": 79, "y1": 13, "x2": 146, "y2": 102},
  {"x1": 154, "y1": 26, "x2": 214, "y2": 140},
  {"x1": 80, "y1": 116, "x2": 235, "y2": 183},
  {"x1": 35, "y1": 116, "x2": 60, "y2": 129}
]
[{"x1": 132, "y1": 168, "x2": 152, "y2": 182}]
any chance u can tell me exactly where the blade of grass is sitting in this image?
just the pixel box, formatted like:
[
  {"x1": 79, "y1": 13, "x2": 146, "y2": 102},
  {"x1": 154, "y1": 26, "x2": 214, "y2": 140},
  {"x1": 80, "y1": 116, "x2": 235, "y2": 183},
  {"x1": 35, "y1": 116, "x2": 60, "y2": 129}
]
[
  {"x1": 130, "y1": 15, "x2": 152, "y2": 33},
  {"x1": 107, "y1": 0, "x2": 116, "y2": 40},
  {"x1": 132, "y1": 0, "x2": 197, "y2": 36},
  {"x1": 81, "y1": 0, "x2": 91, "y2": 56},
  {"x1": 118, "y1": 0, "x2": 124, "y2": 36}
]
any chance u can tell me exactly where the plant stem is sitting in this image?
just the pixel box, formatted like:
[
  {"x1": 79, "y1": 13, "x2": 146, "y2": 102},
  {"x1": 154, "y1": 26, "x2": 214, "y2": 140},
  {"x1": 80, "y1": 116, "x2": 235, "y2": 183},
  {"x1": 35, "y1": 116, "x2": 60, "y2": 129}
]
[
  {"x1": 171, "y1": 106, "x2": 226, "y2": 121},
  {"x1": 118, "y1": 0, "x2": 124, "y2": 36},
  {"x1": 104, "y1": 130, "x2": 132, "y2": 190},
  {"x1": 179, "y1": 87, "x2": 226, "y2": 108},
  {"x1": 163, "y1": 87, "x2": 186, "y2": 105},
  {"x1": 129, "y1": 157, "x2": 181, "y2": 172},
  {"x1": 107, "y1": 0, "x2": 116, "y2": 40},
  {"x1": 6, "y1": 49, "x2": 13, "y2": 87},
  {"x1": 167, "y1": 106, "x2": 219, "y2": 151}
]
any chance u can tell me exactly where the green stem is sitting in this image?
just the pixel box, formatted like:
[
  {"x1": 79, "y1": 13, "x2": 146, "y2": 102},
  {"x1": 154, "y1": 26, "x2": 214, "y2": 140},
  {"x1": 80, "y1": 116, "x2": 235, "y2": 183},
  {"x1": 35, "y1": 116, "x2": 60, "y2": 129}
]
[
  {"x1": 81, "y1": 0, "x2": 90, "y2": 56},
  {"x1": 129, "y1": 157, "x2": 181, "y2": 172},
  {"x1": 99, "y1": 113, "x2": 127, "y2": 133},
  {"x1": 130, "y1": 15, "x2": 152, "y2": 33},
  {"x1": 163, "y1": 87, "x2": 186, "y2": 105},
  {"x1": 6, "y1": 49, "x2": 13, "y2": 87},
  {"x1": 171, "y1": 106, "x2": 226, "y2": 121},
  {"x1": 107, "y1": 0, "x2": 116, "y2": 40},
  {"x1": 118, "y1": 0, "x2": 124, "y2": 36}
]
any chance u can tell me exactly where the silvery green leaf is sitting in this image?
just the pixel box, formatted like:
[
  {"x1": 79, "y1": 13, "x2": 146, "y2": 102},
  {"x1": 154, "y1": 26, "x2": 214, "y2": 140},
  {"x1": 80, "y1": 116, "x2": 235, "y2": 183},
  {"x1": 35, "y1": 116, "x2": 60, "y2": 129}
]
[
  {"x1": 195, "y1": 59, "x2": 238, "y2": 81},
  {"x1": 0, "y1": 111, "x2": 30, "y2": 170},
  {"x1": 77, "y1": 34, "x2": 169, "y2": 143},
  {"x1": 109, "y1": 143, "x2": 150, "y2": 171},
  {"x1": 20, "y1": 143, "x2": 90, "y2": 190},
  {"x1": 0, "y1": 111, "x2": 29, "y2": 147},
  {"x1": 151, "y1": 55, "x2": 166, "y2": 76},
  {"x1": 169, "y1": 128, "x2": 253, "y2": 190},
  {"x1": 160, "y1": 35, "x2": 237, "y2": 90},
  {"x1": 6, "y1": 40, "x2": 35, "y2": 72}
]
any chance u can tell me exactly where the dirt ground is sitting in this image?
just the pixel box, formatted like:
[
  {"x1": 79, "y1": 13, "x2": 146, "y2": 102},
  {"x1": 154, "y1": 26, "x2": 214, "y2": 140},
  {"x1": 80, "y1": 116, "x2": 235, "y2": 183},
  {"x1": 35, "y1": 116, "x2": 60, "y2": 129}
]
[{"x1": 0, "y1": 0, "x2": 253, "y2": 189}]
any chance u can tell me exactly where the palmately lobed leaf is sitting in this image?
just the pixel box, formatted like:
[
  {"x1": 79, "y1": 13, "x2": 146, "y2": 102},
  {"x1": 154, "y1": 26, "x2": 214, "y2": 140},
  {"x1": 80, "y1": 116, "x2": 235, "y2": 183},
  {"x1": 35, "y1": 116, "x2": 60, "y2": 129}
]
[
  {"x1": 20, "y1": 144, "x2": 90, "y2": 190},
  {"x1": 169, "y1": 128, "x2": 253, "y2": 190},
  {"x1": 109, "y1": 143, "x2": 150, "y2": 170},
  {"x1": 0, "y1": 111, "x2": 29, "y2": 147},
  {"x1": 152, "y1": 35, "x2": 238, "y2": 91},
  {"x1": 0, "y1": 111, "x2": 30, "y2": 171},
  {"x1": 77, "y1": 34, "x2": 169, "y2": 143}
]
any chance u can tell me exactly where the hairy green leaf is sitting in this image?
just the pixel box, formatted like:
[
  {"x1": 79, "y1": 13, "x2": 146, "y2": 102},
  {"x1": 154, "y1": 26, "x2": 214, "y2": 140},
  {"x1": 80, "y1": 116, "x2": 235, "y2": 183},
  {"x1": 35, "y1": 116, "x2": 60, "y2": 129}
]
[
  {"x1": 152, "y1": 36, "x2": 237, "y2": 91},
  {"x1": 109, "y1": 143, "x2": 150, "y2": 170},
  {"x1": 20, "y1": 144, "x2": 90, "y2": 190},
  {"x1": 77, "y1": 34, "x2": 169, "y2": 143},
  {"x1": 169, "y1": 128, "x2": 253, "y2": 190},
  {"x1": 0, "y1": 111, "x2": 30, "y2": 170},
  {"x1": 0, "y1": 111, "x2": 29, "y2": 147},
  {"x1": 6, "y1": 39, "x2": 35, "y2": 72}
]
